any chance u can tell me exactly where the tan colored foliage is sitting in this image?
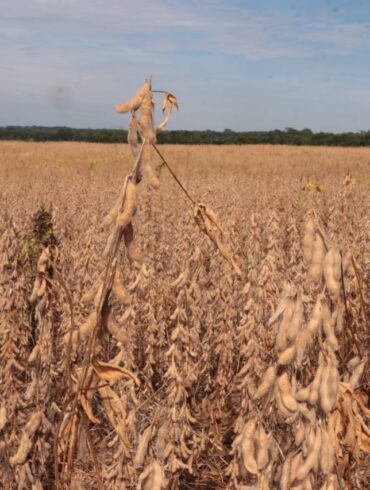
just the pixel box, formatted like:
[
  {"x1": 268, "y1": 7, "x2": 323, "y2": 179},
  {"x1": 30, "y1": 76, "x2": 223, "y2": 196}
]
[{"x1": 0, "y1": 117, "x2": 369, "y2": 489}]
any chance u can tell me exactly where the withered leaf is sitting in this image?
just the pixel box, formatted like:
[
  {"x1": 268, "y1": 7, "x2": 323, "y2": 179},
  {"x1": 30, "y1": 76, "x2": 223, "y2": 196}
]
[
  {"x1": 161, "y1": 92, "x2": 179, "y2": 112},
  {"x1": 80, "y1": 393, "x2": 100, "y2": 424},
  {"x1": 93, "y1": 360, "x2": 139, "y2": 385}
]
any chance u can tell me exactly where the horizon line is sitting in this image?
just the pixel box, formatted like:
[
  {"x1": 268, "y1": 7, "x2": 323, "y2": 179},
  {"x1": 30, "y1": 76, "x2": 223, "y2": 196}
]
[{"x1": 1, "y1": 125, "x2": 370, "y2": 135}]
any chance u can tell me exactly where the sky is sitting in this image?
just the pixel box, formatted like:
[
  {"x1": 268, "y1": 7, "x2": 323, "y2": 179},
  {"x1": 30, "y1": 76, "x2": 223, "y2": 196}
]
[{"x1": 0, "y1": 0, "x2": 370, "y2": 132}]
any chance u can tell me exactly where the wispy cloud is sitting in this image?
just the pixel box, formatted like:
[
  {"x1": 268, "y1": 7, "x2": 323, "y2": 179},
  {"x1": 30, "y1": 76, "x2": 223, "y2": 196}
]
[
  {"x1": 1, "y1": 0, "x2": 369, "y2": 71},
  {"x1": 1, "y1": 1, "x2": 370, "y2": 130},
  {"x1": 3, "y1": 0, "x2": 369, "y2": 61},
  {"x1": 302, "y1": 22, "x2": 370, "y2": 51}
]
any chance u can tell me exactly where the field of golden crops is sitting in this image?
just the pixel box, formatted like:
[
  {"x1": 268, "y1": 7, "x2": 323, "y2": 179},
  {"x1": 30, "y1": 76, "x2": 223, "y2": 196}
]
[{"x1": 0, "y1": 141, "x2": 369, "y2": 489}]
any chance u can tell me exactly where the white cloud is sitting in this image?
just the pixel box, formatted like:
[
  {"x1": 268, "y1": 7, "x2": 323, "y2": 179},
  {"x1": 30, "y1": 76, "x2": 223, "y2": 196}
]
[
  {"x1": 1, "y1": 1, "x2": 370, "y2": 130},
  {"x1": 2, "y1": 0, "x2": 370, "y2": 61}
]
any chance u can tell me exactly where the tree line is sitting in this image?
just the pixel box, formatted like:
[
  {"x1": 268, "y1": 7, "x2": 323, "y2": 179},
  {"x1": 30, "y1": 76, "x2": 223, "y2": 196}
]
[{"x1": 1, "y1": 126, "x2": 370, "y2": 146}]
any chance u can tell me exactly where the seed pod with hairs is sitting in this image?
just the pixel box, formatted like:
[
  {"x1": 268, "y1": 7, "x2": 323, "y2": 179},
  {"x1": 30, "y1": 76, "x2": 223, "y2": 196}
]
[
  {"x1": 308, "y1": 234, "x2": 325, "y2": 282},
  {"x1": 295, "y1": 425, "x2": 321, "y2": 482},
  {"x1": 280, "y1": 453, "x2": 293, "y2": 490},
  {"x1": 102, "y1": 206, "x2": 119, "y2": 229},
  {"x1": 127, "y1": 112, "x2": 140, "y2": 156},
  {"x1": 134, "y1": 425, "x2": 154, "y2": 468},
  {"x1": 331, "y1": 248, "x2": 341, "y2": 281},
  {"x1": 275, "y1": 385, "x2": 295, "y2": 418},
  {"x1": 256, "y1": 424, "x2": 270, "y2": 470},
  {"x1": 295, "y1": 419, "x2": 305, "y2": 446},
  {"x1": 278, "y1": 344, "x2": 296, "y2": 365},
  {"x1": 307, "y1": 297, "x2": 322, "y2": 336},
  {"x1": 295, "y1": 329, "x2": 311, "y2": 367},
  {"x1": 155, "y1": 421, "x2": 169, "y2": 460},
  {"x1": 254, "y1": 366, "x2": 276, "y2": 399},
  {"x1": 137, "y1": 461, "x2": 164, "y2": 490},
  {"x1": 142, "y1": 144, "x2": 160, "y2": 189},
  {"x1": 113, "y1": 265, "x2": 132, "y2": 306},
  {"x1": 240, "y1": 418, "x2": 258, "y2": 475},
  {"x1": 299, "y1": 403, "x2": 316, "y2": 424},
  {"x1": 309, "y1": 355, "x2": 324, "y2": 406},
  {"x1": 296, "y1": 385, "x2": 311, "y2": 402},
  {"x1": 29, "y1": 276, "x2": 45, "y2": 302},
  {"x1": 290, "y1": 452, "x2": 303, "y2": 486},
  {"x1": 115, "y1": 81, "x2": 150, "y2": 114},
  {"x1": 319, "y1": 424, "x2": 334, "y2": 475},
  {"x1": 321, "y1": 301, "x2": 338, "y2": 351},
  {"x1": 349, "y1": 359, "x2": 366, "y2": 389},
  {"x1": 28, "y1": 345, "x2": 40, "y2": 363},
  {"x1": 64, "y1": 311, "x2": 97, "y2": 345},
  {"x1": 268, "y1": 294, "x2": 290, "y2": 326},
  {"x1": 323, "y1": 249, "x2": 340, "y2": 297},
  {"x1": 302, "y1": 424, "x2": 316, "y2": 458},
  {"x1": 347, "y1": 355, "x2": 361, "y2": 371},
  {"x1": 106, "y1": 314, "x2": 126, "y2": 343},
  {"x1": 0, "y1": 406, "x2": 6, "y2": 432},
  {"x1": 140, "y1": 93, "x2": 156, "y2": 144},
  {"x1": 343, "y1": 253, "x2": 355, "y2": 276},
  {"x1": 82, "y1": 272, "x2": 104, "y2": 303},
  {"x1": 123, "y1": 222, "x2": 142, "y2": 265},
  {"x1": 303, "y1": 219, "x2": 315, "y2": 263},
  {"x1": 276, "y1": 300, "x2": 295, "y2": 351},
  {"x1": 333, "y1": 303, "x2": 344, "y2": 334},
  {"x1": 10, "y1": 411, "x2": 42, "y2": 465},
  {"x1": 287, "y1": 294, "x2": 303, "y2": 342},
  {"x1": 116, "y1": 180, "x2": 137, "y2": 229},
  {"x1": 320, "y1": 357, "x2": 339, "y2": 414},
  {"x1": 277, "y1": 372, "x2": 298, "y2": 413}
]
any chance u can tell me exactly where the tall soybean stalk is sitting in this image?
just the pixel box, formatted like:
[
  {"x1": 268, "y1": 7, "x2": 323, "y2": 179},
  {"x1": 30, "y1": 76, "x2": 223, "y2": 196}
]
[{"x1": 50, "y1": 79, "x2": 242, "y2": 488}]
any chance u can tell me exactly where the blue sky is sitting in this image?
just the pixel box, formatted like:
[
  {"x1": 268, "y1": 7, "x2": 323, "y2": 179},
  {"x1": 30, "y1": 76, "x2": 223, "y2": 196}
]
[{"x1": 1, "y1": 0, "x2": 370, "y2": 131}]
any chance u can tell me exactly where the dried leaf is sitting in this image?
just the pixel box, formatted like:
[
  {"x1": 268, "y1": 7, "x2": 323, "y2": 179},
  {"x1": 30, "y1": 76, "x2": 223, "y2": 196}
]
[
  {"x1": 80, "y1": 393, "x2": 100, "y2": 424},
  {"x1": 98, "y1": 385, "x2": 129, "y2": 449},
  {"x1": 93, "y1": 360, "x2": 139, "y2": 385}
]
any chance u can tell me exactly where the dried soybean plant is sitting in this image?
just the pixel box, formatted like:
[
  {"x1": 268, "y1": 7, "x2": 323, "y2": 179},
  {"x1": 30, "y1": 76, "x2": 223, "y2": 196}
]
[
  {"x1": 1, "y1": 129, "x2": 369, "y2": 490},
  {"x1": 113, "y1": 79, "x2": 243, "y2": 488},
  {"x1": 230, "y1": 214, "x2": 370, "y2": 489},
  {"x1": 52, "y1": 80, "x2": 175, "y2": 488},
  {"x1": 0, "y1": 210, "x2": 70, "y2": 489},
  {"x1": 22, "y1": 78, "x2": 240, "y2": 488},
  {"x1": 116, "y1": 79, "x2": 242, "y2": 279}
]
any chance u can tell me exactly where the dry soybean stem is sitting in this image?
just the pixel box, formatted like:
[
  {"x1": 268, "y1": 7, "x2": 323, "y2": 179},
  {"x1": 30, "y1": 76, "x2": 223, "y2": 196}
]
[
  {"x1": 81, "y1": 412, "x2": 104, "y2": 490},
  {"x1": 152, "y1": 143, "x2": 195, "y2": 204},
  {"x1": 340, "y1": 252, "x2": 362, "y2": 356},
  {"x1": 351, "y1": 256, "x2": 369, "y2": 326},
  {"x1": 57, "y1": 143, "x2": 146, "y2": 488}
]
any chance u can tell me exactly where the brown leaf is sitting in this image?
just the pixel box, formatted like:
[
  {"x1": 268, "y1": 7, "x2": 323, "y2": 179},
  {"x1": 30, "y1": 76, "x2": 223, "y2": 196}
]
[
  {"x1": 93, "y1": 360, "x2": 139, "y2": 385},
  {"x1": 341, "y1": 394, "x2": 356, "y2": 451},
  {"x1": 162, "y1": 92, "x2": 179, "y2": 112},
  {"x1": 98, "y1": 385, "x2": 130, "y2": 452},
  {"x1": 80, "y1": 393, "x2": 100, "y2": 424}
]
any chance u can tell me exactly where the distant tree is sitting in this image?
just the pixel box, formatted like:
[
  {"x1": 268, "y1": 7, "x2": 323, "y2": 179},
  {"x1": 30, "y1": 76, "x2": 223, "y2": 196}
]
[{"x1": 1, "y1": 126, "x2": 370, "y2": 147}]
